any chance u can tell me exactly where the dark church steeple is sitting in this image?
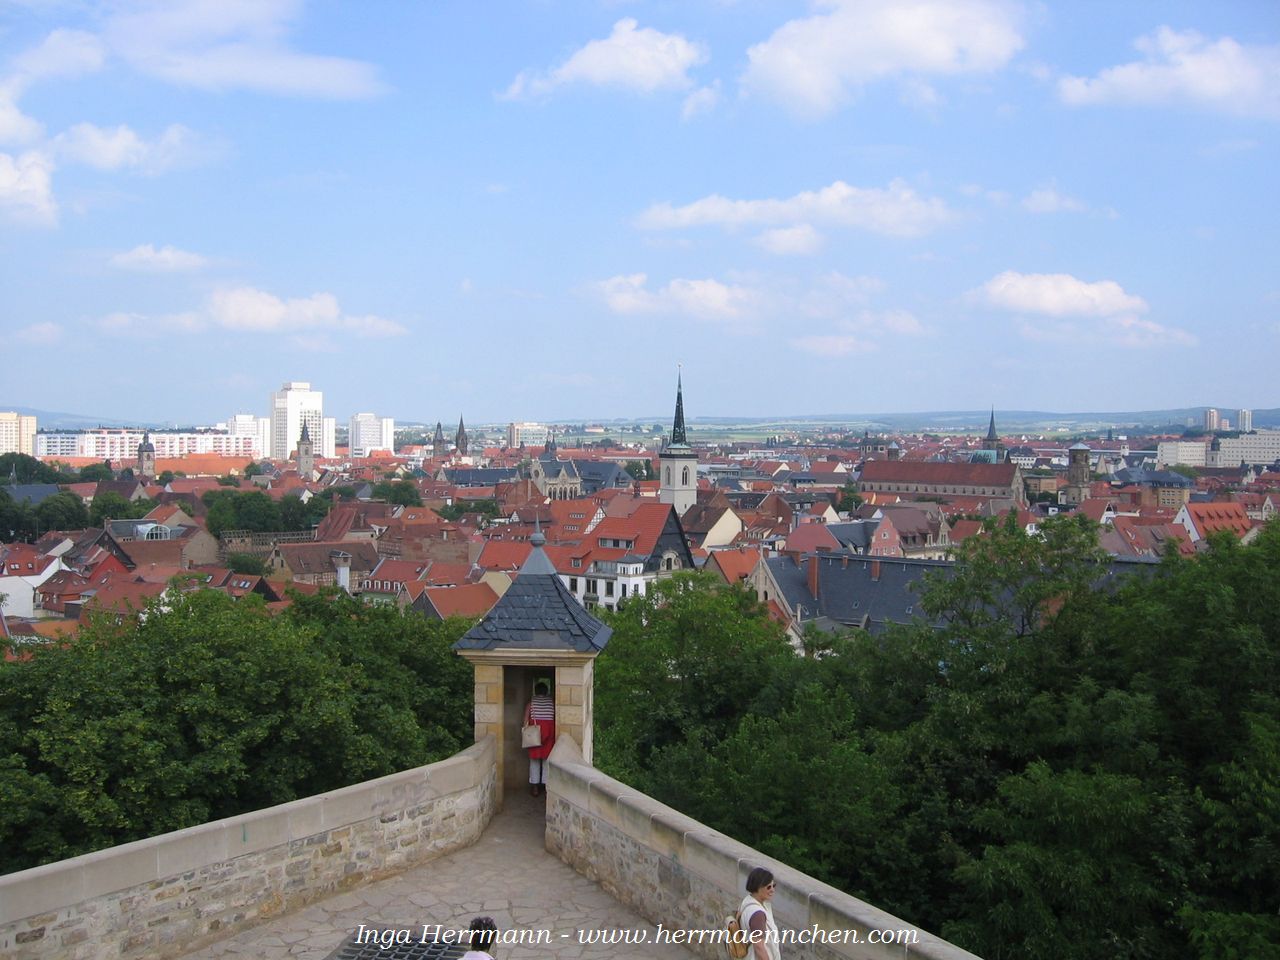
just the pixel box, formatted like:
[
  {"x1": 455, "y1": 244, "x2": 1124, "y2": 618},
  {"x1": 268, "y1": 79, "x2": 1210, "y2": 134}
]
[
  {"x1": 433, "y1": 421, "x2": 445, "y2": 451},
  {"x1": 669, "y1": 370, "x2": 688, "y2": 447},
  {"x1": 455, "y1": 415, "x2": 468, "y2": 456},
  {"x1": 986, "y1": 408, "x2": 998, "y2": 443}
]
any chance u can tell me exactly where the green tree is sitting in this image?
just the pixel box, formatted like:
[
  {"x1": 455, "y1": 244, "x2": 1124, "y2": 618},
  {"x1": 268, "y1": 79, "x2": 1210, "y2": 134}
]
[
  {"x1": 225, "y1": 553, "x2": 267, "y2": 576},
  {"x1": 594, "y1": 573, "x2": 794, "y2": 784},
  {"x1": 372, "y1": 480, "x2": 422, "y2": 506},
  {"x1": 89, "y1": 491, "x2": 139, "y2": 526},
  {"x1": 34, "y1": 491, "x2": 89, "y2": 531},
  {"x1": 0, "y1": 589, "x2": 473, "y2": 873},
  {"x1": 78, "y1": 462, "x2": 114, "y2": 483},
  {"x1": 0, "y1": 453, "x2": 63, "y2": 484},
  {"x1": 837, "y1": 481, "x2": 863, "y2": 513}
]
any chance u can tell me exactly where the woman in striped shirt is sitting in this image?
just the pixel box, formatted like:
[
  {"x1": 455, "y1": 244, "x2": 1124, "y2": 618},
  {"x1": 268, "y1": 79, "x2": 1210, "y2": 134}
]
[{"x1": 524, "y1": 678, "x2": 555, "y2": 796}]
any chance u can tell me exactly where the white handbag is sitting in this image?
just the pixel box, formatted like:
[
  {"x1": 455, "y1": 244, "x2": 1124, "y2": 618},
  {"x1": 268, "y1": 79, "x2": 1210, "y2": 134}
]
[{"x1": 521, "y1": 723, "x2": 542, "y2": 748}]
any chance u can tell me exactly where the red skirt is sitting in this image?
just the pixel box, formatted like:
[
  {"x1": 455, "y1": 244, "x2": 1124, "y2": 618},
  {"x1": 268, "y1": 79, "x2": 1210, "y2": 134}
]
[{"x1": 527, "y1": 717, "x2": 555, "y2": 759}]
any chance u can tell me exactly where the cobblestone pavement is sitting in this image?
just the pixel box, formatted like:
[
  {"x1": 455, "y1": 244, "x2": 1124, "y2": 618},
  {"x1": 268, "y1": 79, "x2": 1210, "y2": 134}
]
[{"x1": 179, "y1": 790, "x2": 698, "y2": 960}]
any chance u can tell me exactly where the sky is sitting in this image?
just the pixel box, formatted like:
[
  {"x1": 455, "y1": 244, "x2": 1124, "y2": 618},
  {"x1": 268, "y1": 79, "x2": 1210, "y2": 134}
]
[{"x1": 1, "y1": 1, "x2": 1277, "y2": 426}]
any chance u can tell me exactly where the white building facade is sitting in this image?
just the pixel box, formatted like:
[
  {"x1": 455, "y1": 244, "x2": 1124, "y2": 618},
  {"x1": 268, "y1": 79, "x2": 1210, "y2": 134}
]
[
  {"x1": 36, "y1": 430, "x2": 259, "y2": 460},
  {"x1": 220, "y1": 414, "x2": 272, "y2": 458},
  {"x1": 0, "y1": 412, "x2": 37, "y2": 456},
  {"x1": 507, "y1": 421, "x2": 549, "y2": 448},
  {"x1": 349, "y1": 413, "x2": 395, "y2": 457}
]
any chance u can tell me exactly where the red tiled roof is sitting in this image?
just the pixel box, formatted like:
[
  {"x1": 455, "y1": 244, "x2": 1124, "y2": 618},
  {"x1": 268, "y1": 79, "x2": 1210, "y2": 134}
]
[
  {"x1": 1184, "y1": 502, "x2": 1253, "y2": 538},
  {"x1": 477, "y1": 540, "x2": 533, "y2": 571},
  {"x1": 708, "y1": 547, "x2": 762, "y2": 583},
  {"x1": 425, "y1": 582, "x2": 498, "y2": 618},
  {"x1": 860, "y1": 460, "x2": 1018, "y2": 485}
]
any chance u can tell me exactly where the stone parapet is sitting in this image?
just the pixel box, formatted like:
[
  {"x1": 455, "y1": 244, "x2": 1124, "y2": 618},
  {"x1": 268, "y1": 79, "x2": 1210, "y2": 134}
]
[
  {"x1": 0, "y1": 737, "x2": 497, "y2": 960},
  {"x1": 545, "y1": 736, "x2": 981, "y2": 960}
]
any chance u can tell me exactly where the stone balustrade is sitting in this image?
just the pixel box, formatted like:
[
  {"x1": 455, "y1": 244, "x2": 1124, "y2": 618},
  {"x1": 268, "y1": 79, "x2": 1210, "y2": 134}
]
[
  {"x1": 0, "y1": 736, "x2": 497, "y2": 960},
  {"x1": 545, "y1": 736, "x2": 981, "y2": 960}
]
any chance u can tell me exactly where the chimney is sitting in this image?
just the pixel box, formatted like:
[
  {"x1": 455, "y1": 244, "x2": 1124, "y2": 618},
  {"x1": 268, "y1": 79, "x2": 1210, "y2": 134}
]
[
  {"x1": 870, "y1": 558, "x2": 881, "y2": 582},
  {"x1": 807, "y1": 553, "x2": 820, "y2": 599}
]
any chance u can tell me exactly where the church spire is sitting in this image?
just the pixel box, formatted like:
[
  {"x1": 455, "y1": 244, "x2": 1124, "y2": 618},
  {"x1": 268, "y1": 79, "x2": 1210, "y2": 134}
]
[
  {"x1": 670, "y1": 369, "x2": 687, "y2": 447},
  {"x1": 455, "y1": 415, "x2": 468, "y2": 456},
  {"x1": 986, "y1": 407, "x2": 997, "y2": 442},
  {"x1": 300, "y1": 421, "x2": 311, "y2": 444}
]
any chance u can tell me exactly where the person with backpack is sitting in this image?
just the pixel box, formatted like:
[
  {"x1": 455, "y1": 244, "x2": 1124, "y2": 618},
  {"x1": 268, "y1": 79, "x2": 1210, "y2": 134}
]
[{"x1": 739, "y1": 866, "x2": 782, "y2": 960}]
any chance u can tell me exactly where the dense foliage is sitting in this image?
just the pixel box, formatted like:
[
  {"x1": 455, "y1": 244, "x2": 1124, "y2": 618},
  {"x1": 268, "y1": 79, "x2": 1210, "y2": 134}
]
[
  {"x1": 594, "y1": 519, "x2": 1280, "y2": 960},
  {"x1": 201, "y1": 488, "x2": 330, "y2": 537},
  {"x1": 0, "y1": 590, "x2": 474, "y2": 873}
]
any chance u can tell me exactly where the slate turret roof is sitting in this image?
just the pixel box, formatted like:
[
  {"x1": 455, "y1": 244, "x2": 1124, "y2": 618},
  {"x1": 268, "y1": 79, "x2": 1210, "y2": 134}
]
[{"x1": 455, "y1": 529, "x2": 611, "y2": 653}]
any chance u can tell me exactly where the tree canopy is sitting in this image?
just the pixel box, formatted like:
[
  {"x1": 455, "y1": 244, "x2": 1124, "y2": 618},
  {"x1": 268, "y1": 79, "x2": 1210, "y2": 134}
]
[
  {"x1": 594, "y1": 519, "x2": 1280, "y2": 960},
  {"x1": 0, "y1": 590, "x2": 474, "y2": 873}
]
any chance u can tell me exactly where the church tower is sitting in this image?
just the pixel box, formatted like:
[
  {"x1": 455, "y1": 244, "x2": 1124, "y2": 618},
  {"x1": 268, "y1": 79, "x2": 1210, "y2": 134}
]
[
  {"x1": 137, "y1": 431, "x2": 156, "y2": 482},
  {"x1": 455, "y1": 416, "x2": 469, "y2": 457},
  {"x1": 982, "y1": 408, "x2": 1003, "y2": 458},
  {"x1": 432, "y1": 421, "x2": 446, "y2": 453},
  {"x1": 297, "y1": 422, "x2": 315, "y2": 478},
  {"x1": 659, "y1": 372, "x2": 697, "y2": 517}
]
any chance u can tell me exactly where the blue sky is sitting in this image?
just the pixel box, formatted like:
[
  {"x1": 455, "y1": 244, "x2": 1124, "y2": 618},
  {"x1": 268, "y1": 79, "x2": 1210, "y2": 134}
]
[{"x1": 1, "y1": 1, "x2": 1277, "y2": 424}]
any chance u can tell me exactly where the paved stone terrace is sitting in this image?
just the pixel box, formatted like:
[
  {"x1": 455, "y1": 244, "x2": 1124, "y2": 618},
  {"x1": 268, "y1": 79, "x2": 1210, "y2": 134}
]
[{"x1": 179, "y1": 790, "x2": 698, "y2": 960}]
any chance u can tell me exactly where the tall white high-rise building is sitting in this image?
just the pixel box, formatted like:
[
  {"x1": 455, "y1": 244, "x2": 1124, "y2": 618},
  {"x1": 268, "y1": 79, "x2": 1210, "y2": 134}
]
[
  {"x1": 348, "y1": 413, "x2": 394, "y2": 457},
  {"x1": 0, "y1": 412, "x2": 37, "y2": 456},
  {"x1": 322, "y1": 418, "x2": 336, "y2": 459},
  {"x1": 1238, "y1": 409, "x2": 1253, "y2": 433},
  {"x1": 1204, "y1": 408, "x2": 1220, "y2": 431},
  {"x1": 270, "y1": 382, "x2": 324, "y2": 460}
]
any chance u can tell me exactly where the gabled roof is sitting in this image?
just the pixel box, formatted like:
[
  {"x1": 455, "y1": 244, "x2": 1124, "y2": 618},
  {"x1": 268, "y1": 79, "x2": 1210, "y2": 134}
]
[
  {"x1": 455, "y1": 533, "x2": 610, "y2": 653},
  {"x1": 707, "y1": 546, "x2": 762, "y2": 583}
]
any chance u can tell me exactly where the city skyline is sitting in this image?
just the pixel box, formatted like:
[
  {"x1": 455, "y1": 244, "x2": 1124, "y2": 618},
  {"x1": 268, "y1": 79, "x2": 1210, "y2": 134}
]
[{"x1": 2, "y1": 2, "x2": 1277, "y2": 422}]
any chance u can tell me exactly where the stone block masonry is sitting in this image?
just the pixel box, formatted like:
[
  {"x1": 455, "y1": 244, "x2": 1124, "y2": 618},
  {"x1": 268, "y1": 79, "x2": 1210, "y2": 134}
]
[
  {"x1": 544, "y1": 736, "x2": 983, "y2": 960},
  {"x1": 0, "y1": 737, "x2": 497, "y2": 960}
]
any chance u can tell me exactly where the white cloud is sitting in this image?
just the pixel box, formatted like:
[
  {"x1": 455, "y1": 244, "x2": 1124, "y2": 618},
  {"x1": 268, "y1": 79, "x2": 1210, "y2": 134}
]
[
  {"x1": 979, "y1": 270, "x2": 1194, "y2": 347},
  {"x1": 0, "y1": 93, "x2": 44, "y2": 146},
  {"x1": 110, "y1": 243, "x2": 209, "y2": 272},
  {"x1": 1021, "y1": 185, "x2": 1087, "y2": 214},
  {"x1": 978, "y1": 271, "x2": 1147, "y2": 316},
  {"x1": 754, "y1": 224, "x2": 823, "y2": 255},
  {"x1": 682, "y1": 82, "x2": 720, "y2": 120},
  {"x1": 207, "y1": 287, "x2": 407, "y2": 337},
  {"x1": 742, "y1": 0, "x2": 1025, "y2": 117},
  {"x1": 1059, "y1": 27, "x2": 1280, "y2": 119},
  {"x1": 103, "y1": 0, "x2": 386, "y2": 99},
  {"x1": 638, "y1": 178, "x2": 952, "y2": 238},
  {"x1": 504, "y1": 19, "x2": 707, "y2": 99},
  {"x1": 11, "y1": 29, "x2": 106, "y2": 84},
  {"x1": 0, "y1": 150, "x2": 56, "y2": 224},
  {"x1": 870, "y1": 308, "x2": 925, "y2": 335},
  {"x1": 16, "y1": 321, "x2": 62, "y2": 344},
  {"x1": 596, "y1": 273, "x2": 756, "y2": 320},
  {"x1": 790, "y1": 334, "x2": 875, "y2": 356},
  {"x1": 53, "y1": 123, "x2": 199, "y2": 173}
]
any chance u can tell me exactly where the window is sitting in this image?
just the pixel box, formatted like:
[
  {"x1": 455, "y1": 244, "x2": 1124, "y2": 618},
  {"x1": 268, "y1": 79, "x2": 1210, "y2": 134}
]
[
  {"x1": 605, "y1": 581, "x2": 614, "y2": 596},
  {"x1": 569, "y1": 577, "x2": 578, "y2": 592},
  {"x1": 682, "y1": 467, "x2": 690, "y2": 485}
]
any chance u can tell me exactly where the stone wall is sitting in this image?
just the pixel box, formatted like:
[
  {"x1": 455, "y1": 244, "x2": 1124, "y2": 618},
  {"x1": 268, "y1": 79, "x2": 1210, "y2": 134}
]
[
  {"x1": 545, "y1": 736, "x2": 982, "y2": 960},
  {"x1": 0, "y1": 737, "x2": 497, "y2": 960}
]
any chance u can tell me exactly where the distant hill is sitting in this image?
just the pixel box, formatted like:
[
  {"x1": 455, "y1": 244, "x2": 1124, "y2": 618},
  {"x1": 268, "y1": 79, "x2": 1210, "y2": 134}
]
[
  {"x1": 0, "y1": 405, "x2": 144, "y2": 430},
  {"x1": 6, "y1": 403, "x2": 1278, "y2": 434}
]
